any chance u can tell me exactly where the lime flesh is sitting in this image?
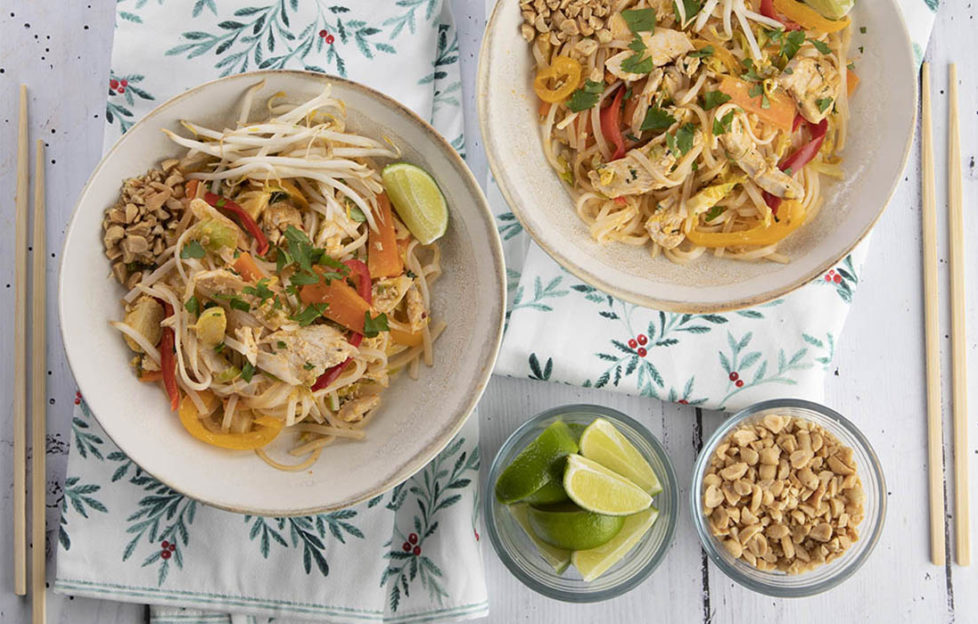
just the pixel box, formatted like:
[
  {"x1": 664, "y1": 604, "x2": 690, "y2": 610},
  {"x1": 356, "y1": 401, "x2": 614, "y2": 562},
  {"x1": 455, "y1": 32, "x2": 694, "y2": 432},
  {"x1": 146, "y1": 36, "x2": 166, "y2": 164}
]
[
  {"x1": 381, "y1": 163, "x2": 448, "y2": 244},
  {"x1": 495, "y1": 420, "x2": 579, "y2": 504},
  {"x1": 509, "y1": 503, "x2": 571, "y2": 574},
  {"x1": 563, "y1": 454, "x2": 653, "y2": 516},
  {"x1": 572, "y1": 507, "x2": 659, "y2": 582},
  {"x1": 579, "y1": 418, "x2": 662, "y2": 495},
  {"x1": 526, "y1": 502, "x2": 625, "y2": 551}
]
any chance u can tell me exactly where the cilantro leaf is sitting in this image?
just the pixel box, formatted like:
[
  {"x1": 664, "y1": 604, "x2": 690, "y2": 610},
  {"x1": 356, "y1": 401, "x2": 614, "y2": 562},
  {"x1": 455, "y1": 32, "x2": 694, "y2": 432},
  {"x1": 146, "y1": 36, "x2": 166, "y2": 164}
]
[
  {"x1": 782, "y1": 30, "x2": 806, "y2": 60},
  {"x1": 347, "y1": 204, "x2": 367, "y2": 222},
  {"x1": 689, "y1": 45, "x2": 714, "y2": 58},
  {"x1": 180, "y1": 240, "x2": 206, "y2": 260},
  {"x1": 290, "y1": 271, "x2": 322, "y2": 286},
  {"x1": 362, "y1": 311, "x2": 390, "y2": 338},
  {"x1": 704, "y1": 205, "x2": 725, "y2": 222},
  {"x1": 228, "y1": 296, "x2": 250, "y2": 312},
  {"x1": 675, "y1": 123, "x2": 696, "y2": 156},
  {"x1": 816, "y1": 97, "x2": 834, "y2": 113},
  {"x1": 241, "y1": 361, "x2": 255, "y2": 383},
  {"x1": 566, "y1": 79, "x2": 605, "y2": 112},
  {"x1": 184, "y1": 296, "x2": 199, "y2": 316},
  {"x1": 628, "y1": 36, "x2": 647, "y2": 53},
  {"x1": 241, "y1": 278, "x2": 274, "y2": 305},
  {"x1": 741, "y1": 58, "x2": 763, "y2": 81},
  {"x1": 702, "y1": 90, "x2": 732, "y2": 110},
  {"x1": 622, "y1": 8, "x2": 656, "y2": 33},
  {"x1": 748, "y1": 83, "x2": 764, "y2": 98},
  {"x1": 673, "y1": 0, "x2": 702, "y2": 25},
  {"x1": 809, "y1": 38, "x2": 831, "y2": 54},
  {"x1": 282, "y1": 226, "x2": 316, "y2": 272},
  {"x1": 712, "y1": 109, "x2": 735, "y2": 135},
  {"x1": 621, "y1": 52, "x2": 654, "y2": 75},
  {"x1": 641, "y1": 107, "x2": 677, "y2": 131},
  {"x1": 291, "y1": 303, "x2": 328, "y2": 327}
]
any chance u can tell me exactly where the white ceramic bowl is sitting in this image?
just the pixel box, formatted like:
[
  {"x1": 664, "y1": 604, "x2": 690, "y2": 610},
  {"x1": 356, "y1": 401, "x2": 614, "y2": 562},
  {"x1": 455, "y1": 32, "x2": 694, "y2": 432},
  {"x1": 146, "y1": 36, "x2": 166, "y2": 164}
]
[
  {"x1": 60, "y1": 71, "x2": 505, "y2": 516},
  {"x1": 479, "y1": 2, "x2": 916, "y2": 312}
]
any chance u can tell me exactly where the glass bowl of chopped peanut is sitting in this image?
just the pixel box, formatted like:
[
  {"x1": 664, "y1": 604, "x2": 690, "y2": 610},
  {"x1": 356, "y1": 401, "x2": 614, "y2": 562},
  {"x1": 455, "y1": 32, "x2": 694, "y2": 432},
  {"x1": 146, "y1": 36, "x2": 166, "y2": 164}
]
[{"x1": 690, "y1": 399, "x2": 885, "y2": 597}]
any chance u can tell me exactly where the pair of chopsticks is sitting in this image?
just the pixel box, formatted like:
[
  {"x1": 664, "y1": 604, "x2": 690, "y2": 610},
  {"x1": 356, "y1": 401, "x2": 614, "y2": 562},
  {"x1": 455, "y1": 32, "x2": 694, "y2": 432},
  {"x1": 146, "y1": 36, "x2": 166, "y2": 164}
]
[
  {"x1": 13, "y1": 84, "x2": 48, "y2": 622},
  {"x1": 921, "y1": 63, "x2": 969, "y2": 567}
]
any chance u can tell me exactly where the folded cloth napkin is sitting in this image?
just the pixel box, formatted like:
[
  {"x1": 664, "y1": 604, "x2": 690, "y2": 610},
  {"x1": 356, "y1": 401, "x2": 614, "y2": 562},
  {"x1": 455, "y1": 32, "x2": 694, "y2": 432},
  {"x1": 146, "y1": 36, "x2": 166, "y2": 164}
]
[
  {"x1": 55, "y1": 2, "x2": 488, "y2": 623},
  {"x1": 490, "y1": 0, "x2": 939, "y2": 412}
]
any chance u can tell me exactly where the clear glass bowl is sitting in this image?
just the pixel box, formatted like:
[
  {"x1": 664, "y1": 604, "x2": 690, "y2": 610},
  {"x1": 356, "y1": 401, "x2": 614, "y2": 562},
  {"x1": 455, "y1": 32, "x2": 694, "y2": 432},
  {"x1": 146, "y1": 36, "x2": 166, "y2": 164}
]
[
  {"x1": 690, "y1": 399, "x2": 886, "y2": 597},
  {"x1": 484, "y1": 404, "x2": 679, "y2": 602}
]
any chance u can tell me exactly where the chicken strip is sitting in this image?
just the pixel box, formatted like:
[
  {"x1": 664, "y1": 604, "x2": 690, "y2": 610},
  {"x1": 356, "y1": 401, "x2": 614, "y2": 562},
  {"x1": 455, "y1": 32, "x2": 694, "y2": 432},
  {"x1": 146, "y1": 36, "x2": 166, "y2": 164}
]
[
  {"x1": 258, "y1": 325, "x2": 357, "y2": 386},
  {"x1": 720, "y1": 125, "x2": 804, "y2": 199},
  {"x1": 778, "y1": 56, "x2": 841, "y2": 124}
]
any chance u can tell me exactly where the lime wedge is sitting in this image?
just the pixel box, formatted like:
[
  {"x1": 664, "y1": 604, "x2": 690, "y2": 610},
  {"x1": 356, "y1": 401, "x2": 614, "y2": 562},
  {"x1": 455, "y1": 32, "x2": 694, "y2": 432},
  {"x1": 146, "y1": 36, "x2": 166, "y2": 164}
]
[
  {"x1": 509, "y1": 503, "x2": 571, "y2": 574},
  {"x1": 495, "y1": 421, "x2": 579, "y2": 504},
  {"x1": 523, "y1": 480, "x2": 569, "y2": 505},
  {"x1": 572, "y1": 507, "x2": 659, "y2": 582},
  {"x1": 563, "y1": 454, "x2": 653, "y2": 516},
  {"x1": 579, "y1": 418, "x2": 662, "y2": 496},
  {"x1": 381, "y1": 163, "x2": 448, "y2": 244},
  {"x1": 526, "y1": 502, "x2": 625, "y2": 550}
]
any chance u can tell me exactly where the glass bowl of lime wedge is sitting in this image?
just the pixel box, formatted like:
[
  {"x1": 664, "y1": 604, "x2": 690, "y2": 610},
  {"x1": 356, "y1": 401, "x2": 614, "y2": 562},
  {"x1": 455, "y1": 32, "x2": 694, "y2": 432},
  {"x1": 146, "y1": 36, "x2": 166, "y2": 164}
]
[{"x1": 485, "y1": 404, "x2": 679, "y2": 602}]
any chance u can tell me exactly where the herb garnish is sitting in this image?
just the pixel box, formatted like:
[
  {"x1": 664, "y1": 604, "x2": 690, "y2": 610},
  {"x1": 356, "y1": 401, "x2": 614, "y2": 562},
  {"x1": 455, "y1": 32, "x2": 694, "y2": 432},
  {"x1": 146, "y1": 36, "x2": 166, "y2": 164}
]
[
  {"x1": 622, "y1": 8, "x2": 656, "y2": 33},
  {"x1": 241, "y1": 278, "x2": 274, "y2": 305},
  {"x1": 704, "y1": 205, "x2": 725, "y2": 222},
  {"x1": 809, "y1": 38, "x2": 831, "y2": 54},
  {"x1": 816, "y1": 97, "x2": 834, "y2": 113},
  {"x1": 180, "y1": 240, "x2": 206, "y2": 260},
  {"x1": 666, "y1": 123, "x2": 696, "y2": 156},
  {"x1": 241, "y1": 361, "x2": 255, "y2": 383},
  {"x1": 689, "y1": 45, "x2": 714, "y2": 58},
  {"x1": 291, "y1": 302, "x2": 328, "y2": 327},
  {"x1": 702, "y1": 90, "x2": 732, "y2": 110},
  {"x1": 184, "y1": 296, "x2": 200, "y2": 316},
  {"x1": 567, "y1": 79, "x2": 605, "y2": 112},
  {"x1": 641, "y1": 107, "x2": 677, "y2": 131},
  {"x1": 712, "y1": 109, "x2": 735, "y2": 135},
  {"x1": 362, "y1": 311, "x2": 390, "y2": 338}
]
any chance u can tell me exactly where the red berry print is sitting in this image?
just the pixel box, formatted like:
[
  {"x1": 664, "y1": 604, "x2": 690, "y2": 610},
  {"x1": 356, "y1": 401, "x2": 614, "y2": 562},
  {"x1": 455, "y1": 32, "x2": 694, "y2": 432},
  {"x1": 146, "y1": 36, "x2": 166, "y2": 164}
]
[
  {"x1": 402, "y1": 541, "x2": 411, "y2": 552},
  {"x1": 325, "y1": 34, "x2": 335, "y2": 44},
  {"x1": 74, "y1": 390, "x2": 82, "y2": 405},
  {"x1": 824, "y1": 274, "x2": 832, "y2": 282},
  {"x1": 678, "y1": 399, "x2": 689, "y2": 405},
  {"x1": 474, "y1": 529, "x2": 480, "y2": 541},
  {"x1": 162, "y1": 540, "x2": 169, "y2": 549},
  {"x1": 168, "y1": 544, "x2": 176, "y2": 551},
  {"x1": 161, "y1": 550, "x2": 171, "y2": 560},
  {"x1": 833, "y1": 274, "x2": 842, "y2": 283},
  {"x1": 109, "y1": 79, "x2": 119, "y2": 90},
  {"x1": 412, "y1": 546, "x2": 421, "y2": 556},
  {"x1": 319, "y1": 29, "x2": 328, "y2": 37},
  {"x1": 628, "y1": 339, "x2": 637, "y2": 349},
  {"x1": 408, "y1": 533, "x2": 418, "y2": 544},
  {"x1": 735, "y1": 380, "x2": 745, "y2": 388},
  {"x1": 118, "y1": 86, "x2": 126, "y2": 93},
  {"x1": 637, "y1": 334, "x2": 648, "y2": 345},
  {"x1": 729, "y1": 372, "x2": 739, "y2": 381},
  {"x1": 637, "y1": 347, "x2": 647, "y2": 357},
  {"x1": 120, "y1": 79, "x2": 128, "y2": 87}
]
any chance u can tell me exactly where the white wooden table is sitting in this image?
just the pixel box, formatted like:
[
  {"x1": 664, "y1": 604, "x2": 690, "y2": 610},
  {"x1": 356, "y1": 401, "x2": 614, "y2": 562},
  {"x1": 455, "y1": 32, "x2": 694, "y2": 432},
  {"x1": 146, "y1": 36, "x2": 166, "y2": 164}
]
[{"x1": 1, "y1": 1, "x2": 976, "y2": 623}]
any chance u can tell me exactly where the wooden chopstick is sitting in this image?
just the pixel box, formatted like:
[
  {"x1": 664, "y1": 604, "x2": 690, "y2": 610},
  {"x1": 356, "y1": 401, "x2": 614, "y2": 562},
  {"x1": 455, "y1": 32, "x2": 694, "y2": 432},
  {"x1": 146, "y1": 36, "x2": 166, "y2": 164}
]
[
  {"x1": 30, "y1": 139, "x2": 48, "y2": 621},
  {"x1": 947, "y1": 63, "x2": 970, "y2": 567},
  {"x1": 13, "y1": 84, "x2": 29, "y2": 596},
  {"x1": 920, "y1": 63, "x2": 946, "y2": 566}
]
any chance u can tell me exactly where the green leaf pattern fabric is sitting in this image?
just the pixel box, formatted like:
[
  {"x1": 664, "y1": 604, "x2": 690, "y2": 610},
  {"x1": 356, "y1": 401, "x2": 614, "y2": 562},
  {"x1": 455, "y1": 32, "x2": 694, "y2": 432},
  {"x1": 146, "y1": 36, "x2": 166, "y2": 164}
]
[
  {"x1": 490, "y1": 0, "x2": 939, "y2": 413},
  {"x1": 56, "y1": 1, "x2": 486, "y2": 623}
]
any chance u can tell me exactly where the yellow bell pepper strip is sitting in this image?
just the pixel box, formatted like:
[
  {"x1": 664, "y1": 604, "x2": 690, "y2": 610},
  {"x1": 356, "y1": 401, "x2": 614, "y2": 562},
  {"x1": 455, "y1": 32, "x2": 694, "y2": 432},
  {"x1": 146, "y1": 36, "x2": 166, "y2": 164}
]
[
  {"x1": 718, "y1": 76, "x2": 797, "y2": 133},
  {"x1": 692, "y1": 39, "x2": 741, "y2": 74},
  {"x1": 178, "y1": 395, "x2": 283, "y2": 450},
  {"x1": 391, "y1": 326, "x2": 424, "y2": 347},
  {"x1": 772, "y1": 0, "x2": 850, "y2": 33},
  {"x1": 534, "y1": 56, "x2": 583, "y2": 104},
  {"x1": 686, "y1": 200, "x2": 807, "y2": 248}
]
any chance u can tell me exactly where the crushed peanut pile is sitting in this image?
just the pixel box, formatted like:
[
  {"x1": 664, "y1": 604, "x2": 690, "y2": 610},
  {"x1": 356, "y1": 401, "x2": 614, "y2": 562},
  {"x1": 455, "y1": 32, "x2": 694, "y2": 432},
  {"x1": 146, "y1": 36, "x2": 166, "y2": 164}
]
[{"x1": 702, "y1": 414, "x2": 865, "y2": 574}]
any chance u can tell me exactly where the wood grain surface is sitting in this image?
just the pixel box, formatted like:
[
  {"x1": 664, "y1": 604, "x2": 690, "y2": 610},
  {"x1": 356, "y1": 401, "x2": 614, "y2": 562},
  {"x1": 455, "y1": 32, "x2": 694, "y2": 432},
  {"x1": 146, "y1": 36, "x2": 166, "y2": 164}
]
[{"x1": 0, "y1": 1, "x2": 975, "y2": 622}]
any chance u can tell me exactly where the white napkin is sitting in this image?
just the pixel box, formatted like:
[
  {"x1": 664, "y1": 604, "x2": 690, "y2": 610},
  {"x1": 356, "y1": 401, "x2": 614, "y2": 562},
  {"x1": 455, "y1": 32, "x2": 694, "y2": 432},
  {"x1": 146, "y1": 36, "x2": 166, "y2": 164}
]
[
  {"x1": 54, "y1": 2, "x2": 488, "y2": 623},
  {"x1": 490, "y1": 0, "x2": 939, "y2": 412}
]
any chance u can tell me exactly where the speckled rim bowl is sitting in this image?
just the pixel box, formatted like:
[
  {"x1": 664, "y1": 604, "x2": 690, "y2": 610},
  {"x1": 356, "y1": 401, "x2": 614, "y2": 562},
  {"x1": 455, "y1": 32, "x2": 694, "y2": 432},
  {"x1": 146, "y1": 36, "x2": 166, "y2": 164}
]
[
  {"x1": 59, "y1": 71, "x2": 506, "y2": 516},
  {"x1": 485, "y1": 405, "x2": 679, "y2": 602},
  {"x1": 690, "y1": 399, "x2": 886, "y2": 597},
  {"x1": 478, "y1": 1, "x2": 917, "y2": 313}
]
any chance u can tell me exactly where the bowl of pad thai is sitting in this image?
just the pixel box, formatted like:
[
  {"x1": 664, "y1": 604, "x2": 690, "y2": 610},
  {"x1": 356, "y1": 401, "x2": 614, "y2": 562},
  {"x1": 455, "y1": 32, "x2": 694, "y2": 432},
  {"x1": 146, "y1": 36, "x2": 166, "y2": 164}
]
[
  {"x1": 60, "y1": 72, "x2": 505, "y2": 515},
  {"x1": 479, "y1": 0, "x2": 915, "y2": 312}
]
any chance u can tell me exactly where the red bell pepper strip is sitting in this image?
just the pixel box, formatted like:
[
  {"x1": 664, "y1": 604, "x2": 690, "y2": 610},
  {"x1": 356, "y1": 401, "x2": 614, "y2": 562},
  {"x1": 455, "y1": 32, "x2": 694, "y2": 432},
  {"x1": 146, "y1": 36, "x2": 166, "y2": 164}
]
[
  {"x1": 311, "y1": 259, "x2": 372, "y2": 391},
  {"x1": 203, "y1": 192, "x2": 270, "y2": 256},
  {"x1": 158, "y1": 300, "x2": 180, "y2": 411},
  {"x1": 764, "y1": 119, "x2": 829, "y2": 213},
  {"x1": 600, "y1": 86, "x2": 627, "y2": 161},
  {"x1": 760, "y1": 0, "x2": 803, "y2": 30}
]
